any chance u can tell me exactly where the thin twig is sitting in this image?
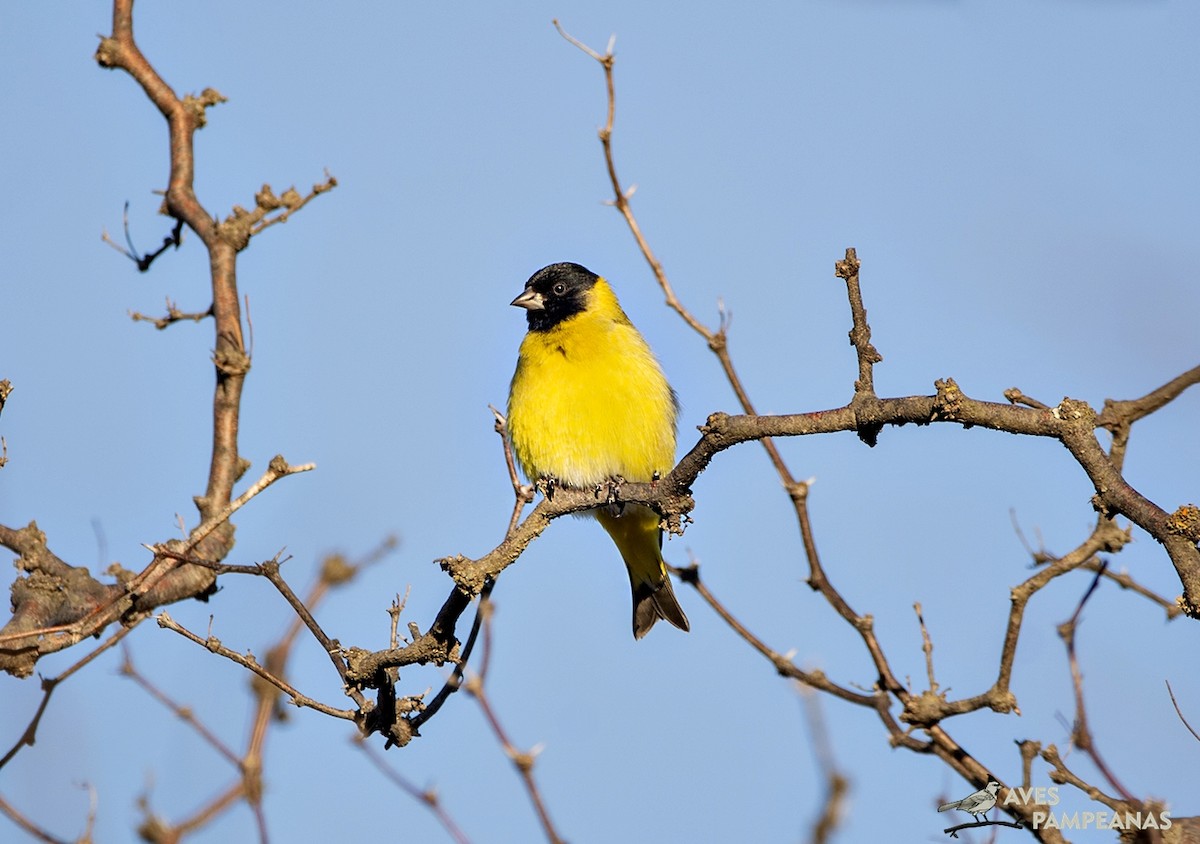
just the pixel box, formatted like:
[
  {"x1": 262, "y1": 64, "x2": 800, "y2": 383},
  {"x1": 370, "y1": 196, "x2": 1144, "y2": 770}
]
[
  {"x1": 155, "y1": 611, "x2": 356, "y2": 721},
  {"x1": 799, "y1": 687, "x2": 849, "y2": 844},
  {"x1": 81, "y1": 782, "x2": 98, "y2": 844},
  {"x1": 388, "y1": 587, "x2": 411, "y2": 650},
  {"x1": 1003, "y1": 387, "x2": 1051, "y2": 410},
  {"x1": 254, "y1": 553, "x2": 368, "y2": 709},
  {"x1": 1039, "y1": 743, "x2": 1163, "y2": 821},
  {"x1": 163, "y1": 780, "x2": 245, "y2": 838},
  {"x1": 0, "y1": 625, "x2": 134, "y2": 771},
  {"x1": 835, "y1": 249, "x2": 882, "y2": 399},
  {"x1": 0, "y1": 792, "x2": 72, "y2": 844},
  {"x1": 1099, "y1": 364, "x2": 1200, "y2": 473},
  {"x1": 464, "y1": 597, "x2": 564, "y2": 844},
  {"x1": 120, "y1": 647, "x2": 242, "y2": 768},
  {"x1": 101, "y1": 206, "x2": 184, "y2": 272},
  {"x1": 1079, "y1": 558, "x2": 1179, "y2": 619},
  {"x1": 1099, "y1": 364, "x2": 1200, "y2": 430},
  {"x1": 1057, "y1": 561, "x2": 1136, "y2": 802},
  {"x1": 671, "y1": 562, "x2": 885, "y2": 711},
  {"x1": 942, "y1": 818, "x2": 1026, "y2": 837},
  {"x1": 1166, "y1": 680, "x2": 1200, "y2": 744},
  {"x1": 357, "y1": 740, "x2": 473, "y2": 844},
  {"x1": 914, "y1": 603, "x2": 938, "y2": 694},
  {"x1": 246, "y1": 174, "x2": 338, "y2": 237},
  {"x1": 926, "y1": 513, "x2": 1134, "y2": 723},
  {"x1": 171, "y1": 456, "x2": 316, "y2": 564},
  {"x1": 129, "y1": 297, "x2": 211, "y2": 330},
  {"x1": 489, "y1": 406, "x2": 533, "y2": 537}
]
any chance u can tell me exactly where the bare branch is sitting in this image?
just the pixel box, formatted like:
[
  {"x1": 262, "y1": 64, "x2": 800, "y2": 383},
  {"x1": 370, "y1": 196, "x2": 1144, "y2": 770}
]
[
  {"x1": 155, "y1": 611, "x2": 357, "y2": 722},
  {"x1": 217, "y1": 175, "x2": 339, "y2": 251},
  {"x1": 799, "y1": 688, "x2": 849, "y2": 844},
  {"x1": 410, "y1": 579, "x2": 496, "y2": 735},
  {"x1": 129, "y1": 297, "x2": 211, "y2": 330},
  {"x1": 0, "y1": 793, "x2": 73, "y2": 844},
  {"x1": 913, "y1": 603, "x2": 938, "y2": 694},
  {"x1": 189, "y1": 456, "x2": 315, "y2": 559},
  {"x1": 1079, "y1": 557, "x2": 1179, "y2": 619},
  {"x1": 1057, "y1": 562, "x2": 1136, "y2": 802},
  {"x1": 101, "y1": 206, "x2": 184, "y2": 272},
  {"x1": 671, "y1": 561, "x2": 883, "y2": 710},
  {"x1": 1099, "y1": 364, "x2": 1200, "y2": 430},
  {"x1": 835, "y1": 249, "x2": 883, "y2": 398},
  {"x1": 1099, "y1": 364, "x2": 1200, "y2": 473},
  {"x1": 464, "y1": 599, "x2": 565, "y2": 844},
  {"x1": 1004, "y1": 387, "x2": 1051, "y2": 410},
  {"x1": 489, "y1": 405, "x2": 534, "y2": 537},
  {"x1": 357, "y1": 739, "x2": 473, "y2": 844},
  {"x1": 121, "y1": 647, "x2": 242, "y2": 768},
  {"x1": 0, "y1": 625, "x2": 133, "y2": 771},
  {"x1": 1166, "y1": 680, "x2": 1200, "y2": 744}
]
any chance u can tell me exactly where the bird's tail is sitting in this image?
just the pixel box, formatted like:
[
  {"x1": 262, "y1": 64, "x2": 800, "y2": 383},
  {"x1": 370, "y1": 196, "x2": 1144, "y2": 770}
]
[
  {"x1": 937, "y1": 801, "x2": 959, "y2": 813},
  {"x1": 595, "y1": 504, "x2": 690, "y2": 639},
  {"x1": 631, "y1": 576, "x2": 689, "y2": 640}
]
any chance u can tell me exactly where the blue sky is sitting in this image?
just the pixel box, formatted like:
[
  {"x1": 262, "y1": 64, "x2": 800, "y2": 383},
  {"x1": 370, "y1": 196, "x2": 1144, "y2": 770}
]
[{"x1": 2, "y1": 2, "x2": 1198, "y2": 842}]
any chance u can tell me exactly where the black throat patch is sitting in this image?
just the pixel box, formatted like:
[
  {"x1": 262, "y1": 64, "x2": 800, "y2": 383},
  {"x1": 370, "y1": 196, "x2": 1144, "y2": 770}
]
[{"x1": 522, "y1": 262, "x2": 600, "y2": 332}]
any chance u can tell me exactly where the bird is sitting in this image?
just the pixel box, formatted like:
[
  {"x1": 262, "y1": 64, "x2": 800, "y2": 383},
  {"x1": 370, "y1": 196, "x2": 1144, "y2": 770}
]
[
  {"x1": 506, "y1": 262, "x2": 690, "y2": 639},
  {"x1": 938, "y1": 780, "x2": 1001, "y2": 822}
]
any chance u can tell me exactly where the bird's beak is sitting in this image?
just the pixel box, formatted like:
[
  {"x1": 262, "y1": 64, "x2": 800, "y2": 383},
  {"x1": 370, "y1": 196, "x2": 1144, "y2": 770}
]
[{"x1": 510, "y1": 288, "x2": 545, "y2": 311}]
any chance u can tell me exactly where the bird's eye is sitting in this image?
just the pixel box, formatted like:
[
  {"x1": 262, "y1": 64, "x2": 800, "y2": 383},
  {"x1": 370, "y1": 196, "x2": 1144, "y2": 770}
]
[{"x1": 552, "y1": 282, "x2": 567, "y2": 296}]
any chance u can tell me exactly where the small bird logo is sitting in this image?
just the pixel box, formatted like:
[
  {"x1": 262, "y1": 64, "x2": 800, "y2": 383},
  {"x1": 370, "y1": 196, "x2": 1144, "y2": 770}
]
[{"x1": 938, "y1": 780, "x2": 1001, "y2": 822}]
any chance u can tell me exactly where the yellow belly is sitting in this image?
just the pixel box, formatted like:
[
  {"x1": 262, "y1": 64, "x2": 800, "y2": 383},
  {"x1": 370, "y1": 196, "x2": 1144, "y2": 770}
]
[{"x1": 507, "y1": 315, "x2": 676, "y2": 487}]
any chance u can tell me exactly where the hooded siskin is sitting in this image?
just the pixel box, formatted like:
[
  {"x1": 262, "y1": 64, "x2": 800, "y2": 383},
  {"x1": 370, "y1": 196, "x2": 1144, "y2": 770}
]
[{"x1": 507, "y1": 262, "x2": 690, "y2": 639}]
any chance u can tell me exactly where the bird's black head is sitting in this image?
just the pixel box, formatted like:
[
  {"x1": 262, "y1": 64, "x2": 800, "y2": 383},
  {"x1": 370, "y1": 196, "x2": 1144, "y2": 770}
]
[{"x1": 510, "y1": 262, "x2": 599, "y2": 332}]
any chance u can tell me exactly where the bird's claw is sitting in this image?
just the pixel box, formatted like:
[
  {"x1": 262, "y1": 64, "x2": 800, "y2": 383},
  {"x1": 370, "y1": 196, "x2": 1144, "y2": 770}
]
[
  {"x1": 596, "y1": 475, "x2": 624, "y2": 506},
  {"x1": 537, "y1": 474, "x2": 559, "y2": 500}
]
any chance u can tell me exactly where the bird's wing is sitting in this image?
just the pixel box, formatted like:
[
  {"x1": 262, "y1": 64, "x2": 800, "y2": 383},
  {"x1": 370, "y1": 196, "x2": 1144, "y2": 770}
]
[{"x1": 959, "y1": 791, "x2": 989, "y2": 810}]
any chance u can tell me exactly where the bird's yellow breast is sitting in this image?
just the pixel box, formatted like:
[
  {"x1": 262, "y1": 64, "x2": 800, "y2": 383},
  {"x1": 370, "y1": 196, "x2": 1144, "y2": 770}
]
[{"x1": 507, "y1": 280, "x2": 676, "y2": 487}]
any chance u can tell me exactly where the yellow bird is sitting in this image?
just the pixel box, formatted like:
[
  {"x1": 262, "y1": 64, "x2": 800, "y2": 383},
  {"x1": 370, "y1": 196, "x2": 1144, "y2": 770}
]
[{"x1": 507, "y1": 262, "x2": 690, "y2": 639}]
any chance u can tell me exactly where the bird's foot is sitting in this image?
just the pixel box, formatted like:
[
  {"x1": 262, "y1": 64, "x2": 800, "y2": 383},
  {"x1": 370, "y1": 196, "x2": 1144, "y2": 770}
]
[
  {"x1": 537, "y1": 474, "x2": 560, "y2": 500},
  {"x1": 593, "y1": 475, "x2": 625, "y2": 506}
]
